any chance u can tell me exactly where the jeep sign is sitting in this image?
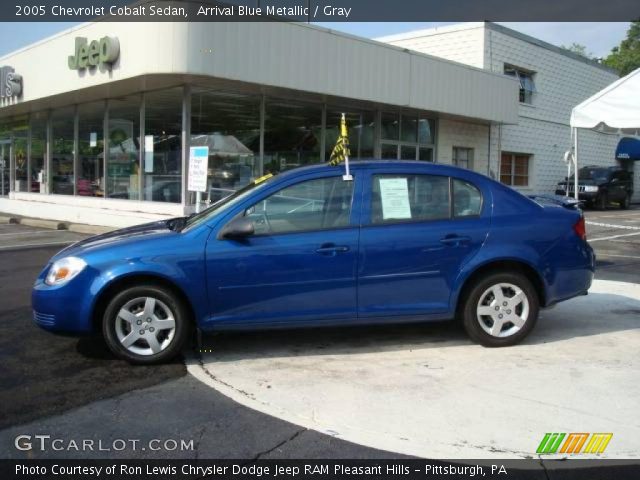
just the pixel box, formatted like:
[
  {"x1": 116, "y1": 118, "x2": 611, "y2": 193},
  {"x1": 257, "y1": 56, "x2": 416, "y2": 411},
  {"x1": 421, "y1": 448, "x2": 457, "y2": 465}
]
[
  {"x1": 0, "y1": 66, "x2": 22, "y2": 98},
  {"x1": 68, "y1": 36, "x2": 119, "y2": 71}
]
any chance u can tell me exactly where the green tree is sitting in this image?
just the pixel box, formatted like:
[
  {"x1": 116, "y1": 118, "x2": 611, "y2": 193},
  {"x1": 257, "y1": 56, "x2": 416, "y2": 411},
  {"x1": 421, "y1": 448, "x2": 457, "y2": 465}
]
[
  {"x1": 603, "y1": 21, "x2": 640, "y2": 76},
  {"x1": 562, "y1": 43, "x2": 593, "y2": 59}
]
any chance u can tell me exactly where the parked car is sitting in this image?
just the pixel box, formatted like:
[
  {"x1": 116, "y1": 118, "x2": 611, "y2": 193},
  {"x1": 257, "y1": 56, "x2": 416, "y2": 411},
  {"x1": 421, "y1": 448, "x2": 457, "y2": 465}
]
[
  {"x1": 555, "y1": 166, "x2": 633, "y2": 209},
  {"x1": 33, "y1": 161, "x2": 595, "y2": 364}
]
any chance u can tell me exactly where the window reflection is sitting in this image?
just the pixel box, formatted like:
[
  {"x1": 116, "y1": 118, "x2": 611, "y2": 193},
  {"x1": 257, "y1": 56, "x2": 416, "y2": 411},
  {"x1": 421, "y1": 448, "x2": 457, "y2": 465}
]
[
  {"x1": 107, "y1": 96, "x2": 140, "y2": 200},
  {"x1": 264, "y1": 100, "x2": 321, "y2": 173},
  {"x1": 78, "y1": 102, "x2": 105, "y2": 197},
  {"x1": 51, "y1": 108, "x2": 75, "y2": 195},
  {"x1": 325, "y1": 109, "x2": 374, "y2": 161},
  {"x1": 13, "y1": 120, "x2": 28, "y2": 192},
  {"x1": 143, "y1": 88, "x2": 183, "y2": 203},
  {"x1": 191, "y1": 89, "x2": 260, "y2": 204},
  {"x1": 30, "y1": 113, "x2": 46, "y2": 193}
]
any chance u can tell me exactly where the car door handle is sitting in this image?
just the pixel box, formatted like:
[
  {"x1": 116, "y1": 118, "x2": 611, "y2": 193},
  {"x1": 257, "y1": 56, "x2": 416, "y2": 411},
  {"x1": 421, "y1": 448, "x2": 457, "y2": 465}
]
[
  {"x1": 440, "y1": 235, "x2": 471, "y2": 246},
  {"x1": 315, "y1": 245, "x2": 350, "y2": 255}
]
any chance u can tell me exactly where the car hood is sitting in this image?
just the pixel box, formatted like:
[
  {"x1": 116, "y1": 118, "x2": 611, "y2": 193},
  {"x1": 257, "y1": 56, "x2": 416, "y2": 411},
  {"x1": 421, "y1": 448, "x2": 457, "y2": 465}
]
[{"x1": 53, "y1": 219, "x2": 176, "y2": 260}]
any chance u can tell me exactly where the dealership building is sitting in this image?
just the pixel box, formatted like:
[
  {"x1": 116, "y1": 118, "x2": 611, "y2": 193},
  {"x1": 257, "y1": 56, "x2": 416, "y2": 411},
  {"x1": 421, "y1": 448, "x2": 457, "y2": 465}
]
[{"x1": 0, "y1": 21, "x2": 631, "y2": 227}]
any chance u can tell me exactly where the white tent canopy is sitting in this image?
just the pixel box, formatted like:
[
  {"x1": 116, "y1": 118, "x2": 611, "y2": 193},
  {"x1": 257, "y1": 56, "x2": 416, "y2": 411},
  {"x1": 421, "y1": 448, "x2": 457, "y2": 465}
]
[
  {"x1": 571, "y1": 68, "x2": 640, "y2": 130},
  {"x1": 567, "y1": 68, "x2": 640, "y2": 199}
]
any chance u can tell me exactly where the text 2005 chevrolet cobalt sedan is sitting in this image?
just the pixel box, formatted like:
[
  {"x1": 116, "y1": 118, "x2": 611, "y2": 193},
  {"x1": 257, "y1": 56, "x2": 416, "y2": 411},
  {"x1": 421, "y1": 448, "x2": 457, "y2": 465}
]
[{"x1": 33, "y1": 161, "x2": 594, "y2": 364}]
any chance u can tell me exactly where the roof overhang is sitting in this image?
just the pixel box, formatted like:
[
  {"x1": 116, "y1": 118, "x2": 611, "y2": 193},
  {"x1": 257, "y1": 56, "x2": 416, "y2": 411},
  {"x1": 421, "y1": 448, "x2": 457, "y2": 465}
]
[{"x1": 0, "y1": 22, "x2": 519, "y2": 125}]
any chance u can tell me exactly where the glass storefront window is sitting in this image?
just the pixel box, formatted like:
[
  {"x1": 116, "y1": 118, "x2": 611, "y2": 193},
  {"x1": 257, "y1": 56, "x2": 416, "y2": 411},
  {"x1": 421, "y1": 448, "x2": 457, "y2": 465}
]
[
  {"x1": 401, "y1": 114, "x2": 417, "y2": 143},
  {"x1": 381, "y1": 144, "x2": 397, "y2": 159},
  {"x1": 418, "y1": 118, "x2": 435, "y2": 144},
  {"x1": 51, "y1": 108, "x2": 75, "y2": 195},
  {"x1": 419, "y1": 147, "x2": 433, "y2": 162},
  {"x1": 191, "y1": 89, "x2": 260, "y2": 204},
  {"x1": 143, "y1": 88, "x2": 183, "y2": 203},
  {"x1": 30, "y1": 113, "x2": 46, "y2": 193},
  {"x1": 0, "y1": 122, "x2": 9, "y2": 196},
  {"x1": 381, "y1": 111, "x2": 435, "y2": 161},
  {"x1": 381, "y1": 112, "x2": 399, "y2": 141},
  {"x1": 13, "y1": 120, "x2": 28, "y2": 192},
  {"x1": 264, "y1": 100, "x2": 321, "y2": 174},
  {"x1": 325, "y1": 109, "x2": 374, "y2": 161},
  {"x1": 400, "y1": 145, "x2": 416, "y2": 160},
  {"x1": 107, "y1": 96, "x2": 140, "y2": 200},
  {"x1": 77, "y1": 102, "x2": 105, "y2": 197}
]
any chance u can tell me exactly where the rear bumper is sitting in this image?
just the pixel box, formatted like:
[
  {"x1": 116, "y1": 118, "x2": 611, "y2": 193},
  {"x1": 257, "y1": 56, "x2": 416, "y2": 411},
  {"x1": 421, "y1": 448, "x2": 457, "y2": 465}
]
[{"x1": 544, "y1": 242, "x2": 595, "y2": 307}]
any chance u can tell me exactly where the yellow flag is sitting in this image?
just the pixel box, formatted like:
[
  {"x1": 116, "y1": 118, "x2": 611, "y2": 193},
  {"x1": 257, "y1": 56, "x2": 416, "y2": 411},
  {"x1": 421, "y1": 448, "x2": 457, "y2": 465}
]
[{"x1": 329, "y1": 114, "x2": 350, "y2": 166}]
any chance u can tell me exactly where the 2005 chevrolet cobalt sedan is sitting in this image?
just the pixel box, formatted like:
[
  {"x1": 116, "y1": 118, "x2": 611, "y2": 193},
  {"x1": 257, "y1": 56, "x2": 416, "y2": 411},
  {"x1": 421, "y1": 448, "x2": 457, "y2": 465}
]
[{"x1": 33, "y1": 161, "x2": 595, "y2": 364}]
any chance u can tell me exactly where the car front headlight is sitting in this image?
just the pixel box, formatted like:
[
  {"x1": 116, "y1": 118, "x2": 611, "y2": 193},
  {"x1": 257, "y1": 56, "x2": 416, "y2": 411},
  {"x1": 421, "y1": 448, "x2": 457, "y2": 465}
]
[
  {"x1": 584, "y1": 186, "x2": 599, "y2": 192},
  {"x1": 45, "y1": 257, "x2": 87, "y2": 286}
]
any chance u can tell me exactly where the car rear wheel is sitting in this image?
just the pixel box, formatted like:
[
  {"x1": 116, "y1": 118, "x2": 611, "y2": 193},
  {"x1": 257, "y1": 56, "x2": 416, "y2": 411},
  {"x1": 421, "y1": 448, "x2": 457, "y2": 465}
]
[
  {"x1": 461, "y1": 272, "x2": 539, "y2": 347},
  {"x1": 620, "y1": 194, "x2": 630, "y2": 210},
  {"x1": 102, "y1": 285, "x2": 190, "y2": 364}
]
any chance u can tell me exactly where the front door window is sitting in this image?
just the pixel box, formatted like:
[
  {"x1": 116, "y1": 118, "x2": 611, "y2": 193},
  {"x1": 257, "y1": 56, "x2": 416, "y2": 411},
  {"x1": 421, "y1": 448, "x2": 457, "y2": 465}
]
[{"x1": 245, "y1": 175, "x2": 354, "y2": 235}]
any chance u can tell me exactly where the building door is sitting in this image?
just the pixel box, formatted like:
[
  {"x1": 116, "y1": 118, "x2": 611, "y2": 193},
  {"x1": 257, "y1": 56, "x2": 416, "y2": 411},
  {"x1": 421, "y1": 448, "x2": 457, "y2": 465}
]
[{"x1": 0, "y1": 140, "x2": 10, "y2": 196}]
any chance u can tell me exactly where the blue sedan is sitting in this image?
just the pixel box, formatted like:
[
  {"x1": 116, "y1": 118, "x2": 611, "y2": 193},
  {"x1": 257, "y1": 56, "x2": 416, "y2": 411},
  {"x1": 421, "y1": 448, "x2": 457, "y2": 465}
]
[{"x1": 32, "y1": 161, "x2": 595, "y2": 364}]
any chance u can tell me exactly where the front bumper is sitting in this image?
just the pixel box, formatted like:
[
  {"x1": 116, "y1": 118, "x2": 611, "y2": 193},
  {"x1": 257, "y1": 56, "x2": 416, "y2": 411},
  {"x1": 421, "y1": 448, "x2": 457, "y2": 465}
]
[
  {"x1": 31, "y1": 267, "x2": 98, "y2": 334},
  {"x1": 554, "y1": 188, "x2": 598, "y2": 201}
]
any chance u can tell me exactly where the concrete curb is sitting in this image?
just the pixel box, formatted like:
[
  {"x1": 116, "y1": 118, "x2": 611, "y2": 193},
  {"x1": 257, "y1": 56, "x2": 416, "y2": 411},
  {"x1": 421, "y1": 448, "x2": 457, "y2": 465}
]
[
  {"x1": 67, "y1": 223, "x2": 113, "y2": 235},
  {"x1": 0, "y1": 215, "x2": 18, "y2": 224},
  {"x1": 18, "y1": 218, "x2": 68, "y2": 230}
]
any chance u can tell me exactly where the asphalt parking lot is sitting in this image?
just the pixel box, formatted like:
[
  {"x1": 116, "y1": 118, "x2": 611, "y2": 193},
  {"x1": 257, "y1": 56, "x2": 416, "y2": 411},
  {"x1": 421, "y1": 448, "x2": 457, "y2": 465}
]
[{"x1": 0, "y1": 207, "x2": 638, "y2": 469}]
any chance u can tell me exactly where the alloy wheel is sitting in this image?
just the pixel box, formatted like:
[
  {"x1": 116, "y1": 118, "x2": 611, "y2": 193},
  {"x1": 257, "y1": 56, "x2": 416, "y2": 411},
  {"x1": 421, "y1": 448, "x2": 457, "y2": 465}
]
[
  {"x1": 114, "y1": 296, "x2": 176, "y2": 356},
  {"x1": 476, "y1": 283, "x2": 530, "y2": 338}
]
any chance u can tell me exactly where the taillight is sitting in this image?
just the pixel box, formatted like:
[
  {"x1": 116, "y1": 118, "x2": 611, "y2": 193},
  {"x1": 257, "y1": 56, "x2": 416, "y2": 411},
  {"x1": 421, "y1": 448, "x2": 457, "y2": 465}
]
[{"x1": 574, "y1": 217, "x2": 586, "y2": 240}]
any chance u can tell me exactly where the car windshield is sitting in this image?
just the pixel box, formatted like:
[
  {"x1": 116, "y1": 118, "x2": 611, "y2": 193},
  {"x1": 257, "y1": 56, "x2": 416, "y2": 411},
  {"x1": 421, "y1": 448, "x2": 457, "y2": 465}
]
[
  {"x1": 572, "y1": 168, "x2": 610, "y2": 183},
  {"x1": 181, "y1": 173, "x2": 276, "y2": 230}
]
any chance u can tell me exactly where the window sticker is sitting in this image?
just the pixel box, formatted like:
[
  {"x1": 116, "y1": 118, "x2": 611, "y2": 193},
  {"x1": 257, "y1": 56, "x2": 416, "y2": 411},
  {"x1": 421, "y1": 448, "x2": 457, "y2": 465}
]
[{"x1": 379, "y1": 177, "x2": 411, "y2": 220}]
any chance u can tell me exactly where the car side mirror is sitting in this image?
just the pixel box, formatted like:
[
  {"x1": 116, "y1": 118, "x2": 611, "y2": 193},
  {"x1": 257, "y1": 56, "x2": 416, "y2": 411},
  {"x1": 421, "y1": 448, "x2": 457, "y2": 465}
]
[
  {"x1": 610, "y1": 178, "x2": 618, "y2": 184},
  {"x1": 219, "y1": 217, "x2": 255, "y2": 239}
]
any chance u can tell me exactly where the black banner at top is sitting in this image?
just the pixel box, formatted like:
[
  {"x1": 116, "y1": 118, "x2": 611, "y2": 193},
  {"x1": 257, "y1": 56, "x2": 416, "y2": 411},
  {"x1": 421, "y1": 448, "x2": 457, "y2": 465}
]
[{"x1": 6, "y1": 0, "x2": 640, "y2": 22}]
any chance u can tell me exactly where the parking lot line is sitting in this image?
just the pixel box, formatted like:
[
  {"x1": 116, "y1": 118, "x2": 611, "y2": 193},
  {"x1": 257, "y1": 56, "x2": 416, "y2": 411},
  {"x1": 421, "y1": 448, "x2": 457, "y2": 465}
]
[
  {"x1": 590, "y1": 232, "x2": 640, "y2": 242},
  {"x1": 596, "y1": 253, "x2": 640, "y2": 260},
  {"x1": 0, "y1": 230, "x2": 68, "y2": 236},
  {"x1": 586, "y1": 221, "x2": 640, "y2": 231},
  {"x1": 0, "y1": 241, "x2": 75, "y2": 250}
]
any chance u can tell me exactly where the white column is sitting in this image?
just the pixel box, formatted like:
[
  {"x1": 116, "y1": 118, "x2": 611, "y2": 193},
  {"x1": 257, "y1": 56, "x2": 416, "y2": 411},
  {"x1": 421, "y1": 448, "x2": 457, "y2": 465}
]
[{"x1": 573, "y1": 127, "x2": 579, "y2": 200}]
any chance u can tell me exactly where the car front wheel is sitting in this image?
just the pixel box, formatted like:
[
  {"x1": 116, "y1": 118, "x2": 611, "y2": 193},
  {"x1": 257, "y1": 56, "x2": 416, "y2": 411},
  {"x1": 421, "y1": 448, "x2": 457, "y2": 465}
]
[
  {"x1": 461, "y1": 272, "x2": 539, "y2": 347},
  {"x1": 596, "y1": 193, "x2": 608, "y2": 210},
  {"x1": 620, "y1": 194, "x2": 631, "y2": 210},
  {"x1": 102, "y1": 285, "x2": 190, "y2": 364}
]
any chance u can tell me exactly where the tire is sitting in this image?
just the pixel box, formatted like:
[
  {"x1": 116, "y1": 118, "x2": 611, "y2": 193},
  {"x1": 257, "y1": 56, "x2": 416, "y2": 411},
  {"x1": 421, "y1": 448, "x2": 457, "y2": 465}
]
[
  {"x1": 596, "y1": 193, "x2": 608, "y2": 210},
  {"x1": 620, "y1": 194, "x2": 630, "y2": 210},
  {"x1": 461, "y1": 272, "x2": 539, "y2": 347},
  {"x1": 102, "y1": 285, "x2": 190, "y2": 364}
]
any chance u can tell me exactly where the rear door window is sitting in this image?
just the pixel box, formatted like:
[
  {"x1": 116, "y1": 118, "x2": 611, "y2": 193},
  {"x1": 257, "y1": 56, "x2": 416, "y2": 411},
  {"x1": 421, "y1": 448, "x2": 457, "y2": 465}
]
[
  {"x1": 371, "y1": 174, "x2": 450, "y2": 224},
  {"x1": 453, "y1": 179, "x2": 482, "y2": 217}
]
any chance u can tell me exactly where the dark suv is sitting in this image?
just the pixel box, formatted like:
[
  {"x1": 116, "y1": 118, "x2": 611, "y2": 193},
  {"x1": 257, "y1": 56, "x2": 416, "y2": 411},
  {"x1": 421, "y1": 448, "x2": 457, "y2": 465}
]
[{"x1": 555, "y1": 166, "x2": 633, "y2": 209}]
